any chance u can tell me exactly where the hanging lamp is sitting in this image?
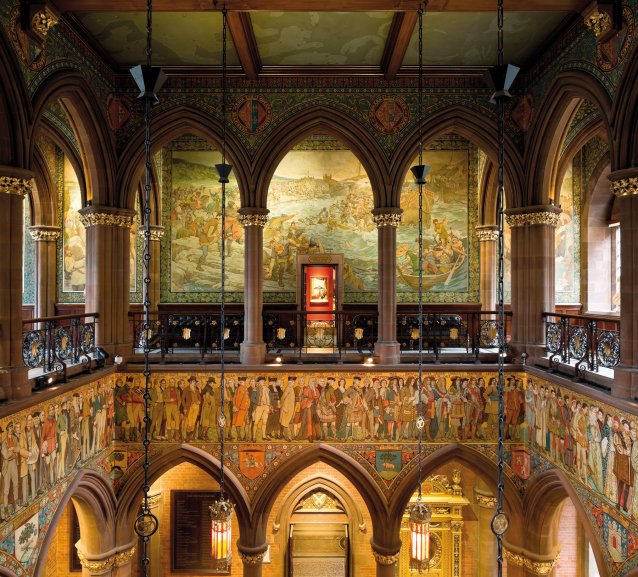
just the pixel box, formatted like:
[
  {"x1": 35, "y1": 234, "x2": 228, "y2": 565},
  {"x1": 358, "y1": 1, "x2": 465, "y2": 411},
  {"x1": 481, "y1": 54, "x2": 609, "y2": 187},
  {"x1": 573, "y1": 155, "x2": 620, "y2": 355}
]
[
  {"x1": 129, "y1": 0, "x2": 165, "y2": 572},
  {"x1": 210, "y1": 4, "x2": 234, "y2": 570},
  {"x1": 408, "y1": 3, "x2": 432, "y2": 572},
  {"x1": 484, "y1": 1, "x2": 519, "y2": 575}
]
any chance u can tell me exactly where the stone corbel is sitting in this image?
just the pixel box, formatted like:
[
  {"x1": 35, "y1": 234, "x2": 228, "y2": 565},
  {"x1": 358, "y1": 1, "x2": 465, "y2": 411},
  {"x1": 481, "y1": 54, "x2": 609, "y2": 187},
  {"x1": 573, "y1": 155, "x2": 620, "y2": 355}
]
[
  {"x1": 20, "y1": 1, "x2": 59, "y2": 43},
  {"x1": 505, "y1": 205, "x2": 561, "y2": 228},
  {"x1": 503, "y1": 542, "x2": 560, "y2": 576},
  {"x1": 582, "y1": 1, "x2": 621, "y2": 42},
  {"x1": 372, "y1": 208, "x2": 403, "y2": 228}
]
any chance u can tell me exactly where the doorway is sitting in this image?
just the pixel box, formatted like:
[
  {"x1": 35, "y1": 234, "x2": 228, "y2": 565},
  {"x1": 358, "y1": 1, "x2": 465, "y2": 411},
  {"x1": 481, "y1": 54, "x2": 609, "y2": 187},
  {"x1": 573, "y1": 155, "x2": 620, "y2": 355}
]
[{"x1": 289, "y1": 523, "x2": 349, "y2": 577}]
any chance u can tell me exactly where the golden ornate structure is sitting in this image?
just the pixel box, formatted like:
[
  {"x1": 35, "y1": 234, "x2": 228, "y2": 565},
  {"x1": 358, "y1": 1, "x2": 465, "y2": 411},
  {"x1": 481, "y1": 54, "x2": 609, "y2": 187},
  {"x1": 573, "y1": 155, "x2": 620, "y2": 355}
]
[
  {"x1": 79, "y1": 211, "x2": 134, "y2": 229},
  {"x1": 239, "y1": 213, "x2": 269, "y2": 227},
  {"x1": 611, "y1": 176, "x2": 638, "y2": 197},
  {"x1": 372, "y1": 211, "x2": 403, "y2": 227},
  {"x1": 584, "y1": 10, "x2": 612, "y2": 38},
  {"x1": 505, "y1": 208, "x2": 561, "y2": 228},
  {"x1": 29, "y1": 226, "x2": 61, "y2": 242},
  {"x1": 503, "y1": 547, "x2": 560, "y2": 575},
  {"x1": 0, "y1": 175, "x2": 32, "y2": 196},
  {"x1": 31, "y1": 7, "x2": 59, "y2": 38},
  {"x1": 77, "y1": 545, "x2": 136, "y2": 573}
]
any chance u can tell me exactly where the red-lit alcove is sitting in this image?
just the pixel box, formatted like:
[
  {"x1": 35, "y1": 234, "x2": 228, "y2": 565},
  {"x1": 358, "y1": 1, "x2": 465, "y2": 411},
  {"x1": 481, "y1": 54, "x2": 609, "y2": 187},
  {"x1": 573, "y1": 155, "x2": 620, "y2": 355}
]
[{"x1": 304, "y1": 265, "x2": 336, "y2": 321}]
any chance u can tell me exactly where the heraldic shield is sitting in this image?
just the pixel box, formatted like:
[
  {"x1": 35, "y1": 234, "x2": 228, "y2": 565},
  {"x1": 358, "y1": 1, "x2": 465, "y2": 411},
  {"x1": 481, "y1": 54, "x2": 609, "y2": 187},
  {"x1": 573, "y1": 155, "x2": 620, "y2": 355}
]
[{"x1": 239, "y1": 447, "x2": 266, "y2": 480}]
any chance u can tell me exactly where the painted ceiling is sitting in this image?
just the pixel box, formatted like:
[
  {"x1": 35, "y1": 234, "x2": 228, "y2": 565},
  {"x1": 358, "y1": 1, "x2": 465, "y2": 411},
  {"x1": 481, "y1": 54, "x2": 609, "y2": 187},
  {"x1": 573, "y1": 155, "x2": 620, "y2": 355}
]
[{"x1": 75, "y1": 9, "x2": 572, "y2": 69}]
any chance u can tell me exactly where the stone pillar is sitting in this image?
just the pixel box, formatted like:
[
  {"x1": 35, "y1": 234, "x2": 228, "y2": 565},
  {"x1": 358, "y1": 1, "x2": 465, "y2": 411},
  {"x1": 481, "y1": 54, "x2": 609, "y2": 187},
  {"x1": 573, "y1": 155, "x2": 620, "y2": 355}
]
[
  {"x1": 78, "y1": 206, "x2": 135, "y2": 358},
  {"x1": 373, "y1": 209, "x2": 403, "y2": 364},
  {"x1": 138, "y1": 226, "x2": 164, "y2": 313},
  {"x1": 29, "y1": 226, "x2": 60, "y2": 320},
  {"x1": 506, "y1": 206, "x2": 561, "y2": 362},
  {"x1": 474, "y1": 489, "x2": 498, "y2": 577},
  {"x1": 476, "y1": 225, "x2": 498, "y2": 311},
  {"x1": 238, "y1": 544, "x2": 268, "y2": 577},
  {"x1": 610, "y1": 171, "x2": 638, "y2": 398},
  {"x1": 239, "y1": 209, "x2": 268, "y2": 365},
  {"x1": 371, "y1": 546, "x2": 400, "y2": 577},
  {"x1": 0, "y1": 168, "x2": 33, "y2": 400},
  {"x1": 77, "y1": 544, "x2": 136, "y2": 577}
]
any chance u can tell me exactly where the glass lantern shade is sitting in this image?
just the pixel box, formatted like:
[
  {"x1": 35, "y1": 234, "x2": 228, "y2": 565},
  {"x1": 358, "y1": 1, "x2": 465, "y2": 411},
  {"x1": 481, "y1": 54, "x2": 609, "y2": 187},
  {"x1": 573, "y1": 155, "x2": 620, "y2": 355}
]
[
  {"x1": 408, "y1": 501, "x2": 431, "y2": 572},
  {"x1": 210, "y1": 498, "x2": 233, "y2": 568}
]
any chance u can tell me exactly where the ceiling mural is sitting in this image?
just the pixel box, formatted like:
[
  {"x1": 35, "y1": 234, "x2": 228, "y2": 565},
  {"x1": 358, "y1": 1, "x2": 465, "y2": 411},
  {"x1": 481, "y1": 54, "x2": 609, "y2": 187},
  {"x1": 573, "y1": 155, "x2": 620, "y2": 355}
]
[{"x1": 251, "y1": 11, "x2": 393, "y2": 66}]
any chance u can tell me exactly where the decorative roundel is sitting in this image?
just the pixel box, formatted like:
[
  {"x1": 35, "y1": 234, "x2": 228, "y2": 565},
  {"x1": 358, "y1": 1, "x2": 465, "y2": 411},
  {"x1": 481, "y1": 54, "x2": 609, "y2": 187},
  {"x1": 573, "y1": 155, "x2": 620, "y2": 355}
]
[
  {"x1": 545, "y1": 323, "x2": 563, "y2": 354},
  {"x1": 55, "y1": 328, "x2": 72, "y2": 360},
  {"x1": 596, "y1": 330, "x2": 620, "y2": 368},
  {"x1": 568, "y1": 326, "x2": 588, "y2": 360},
  {"x1": 134, "y1": 512, "x2": 159, "y2": 539},
  {"x1": 416, "y1": 416, "x2": 426, "y2": 430},
  {"x1": 232, "y1": 94, "x2": 272, "y2": 134},
  {"x1": 81, "y1": 324, "x2": 95, "y2": 354},
  {"x1": 23, "y1": 331, "x2": 45, "y2": 368},
  {"x1": 369, "y1": 96, "x2": 410, "y2": 134},
  {"x1": 491, "y1": 512, "x2": 509, "y2": 536}
]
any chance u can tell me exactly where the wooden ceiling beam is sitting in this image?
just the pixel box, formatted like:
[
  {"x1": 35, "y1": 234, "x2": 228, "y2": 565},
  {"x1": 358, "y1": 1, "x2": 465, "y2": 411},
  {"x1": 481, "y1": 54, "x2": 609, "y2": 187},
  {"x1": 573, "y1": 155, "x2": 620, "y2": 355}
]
[
  {"x1": 52, "y1": 0, "x2": 590, "y2": 12},
  {"x1": 381, "y1": 12, "x2": 417, "y2": 81},
  {"x1": 226, "y1": 11, "x2": 261, "y2": 80}
]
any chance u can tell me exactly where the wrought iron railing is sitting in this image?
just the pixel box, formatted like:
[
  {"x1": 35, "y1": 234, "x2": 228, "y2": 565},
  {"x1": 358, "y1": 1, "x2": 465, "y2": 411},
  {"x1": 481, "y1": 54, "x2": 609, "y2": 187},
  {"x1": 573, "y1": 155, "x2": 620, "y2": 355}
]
[
  {"x1": 22, "y1": 313, "x2": 98, "y2": 378},
  {"x1": 397, "y1": 310, "x2": 512, "y2": 362},
  {"x1": 263, "y1": 310, "x2": 378, "y2": 360},
  {"x1": 129, "y1": 311, "x2": 244, "y2": 361},
  {"x1": 542, "y1": 312, "x2": 620, "y2": 375}
]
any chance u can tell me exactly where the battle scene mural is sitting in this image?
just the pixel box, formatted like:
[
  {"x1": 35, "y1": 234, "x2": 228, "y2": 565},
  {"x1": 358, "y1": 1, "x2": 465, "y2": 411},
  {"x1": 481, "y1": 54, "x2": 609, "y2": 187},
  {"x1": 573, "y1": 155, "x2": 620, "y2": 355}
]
[
  {"x1": 397, "y1": 137, "x2": 479, "y2": 303},
  {"x1": 161, "y1": 137, "x2": 244, "y2": 302},
  {"x1": 265, "y1": 136, "x2": 376, "y2": 303}
]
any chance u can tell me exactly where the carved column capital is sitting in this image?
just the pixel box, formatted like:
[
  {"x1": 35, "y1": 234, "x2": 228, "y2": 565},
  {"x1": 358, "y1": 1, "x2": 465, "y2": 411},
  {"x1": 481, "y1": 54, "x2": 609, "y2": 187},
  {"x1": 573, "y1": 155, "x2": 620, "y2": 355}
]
[
  {"x1": 505, "y1": 205, "x2": 561, "y2": 228},
  {"x1": 138, "y1": 225, "x2": 165, "y2": 241},
  {"x1": 503, "y1": 544, "x2": 560, "y2": 576},
  {"x1": 31, "y1": 6, "x2": 59, "y2": 38},
  {"x1": 0, "y1": 168, "x2": 34, "y2": 196},
  {"x1": 239, "y1": 208, "x2": 269, "y2": 228},
  {"x1": 584, "y1": 10, "x2": 612, "y2": 38},
  {"x1": 474, "y1": 488, "x2": 497, "y2": 508},
  {"x1": 237, "y1": 543, "x2": 269, "y2": 565},
  {"x1": 475, "y1": 225, "x2": 499, "y2": 242},
  {"x1": 610, "y1": 173, "x2": 638, "y2": 198},
  {"x1": 79, "y1": 206, "x2": 135, "y2": 229},
  {"x1": 372, "y1": 208, "x2": 403, "y2": 228},
  {"x1": 77, "y1": 545, "x2": 136, "y2": 575},
  {"x1": 29, "y1": 225, "x2": 61, "y2": 242},
  {"x1": 372, "y1": 550, "x2": 400, "y2": 565}
]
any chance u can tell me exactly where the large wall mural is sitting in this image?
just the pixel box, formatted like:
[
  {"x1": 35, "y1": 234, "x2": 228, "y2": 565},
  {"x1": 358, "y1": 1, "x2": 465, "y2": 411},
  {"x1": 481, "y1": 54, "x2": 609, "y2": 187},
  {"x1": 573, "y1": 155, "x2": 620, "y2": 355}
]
[
  {"x1": 555, "y1": 161, "x2": 581, "y2": 304},
  {"x1": 161, "y1": 138, "x2": 244, "y2": 303},
  {"x1": 265, "y1": 136, "x2": 376, "y2": 303},
  {"x1": 397, "y1": 138, "x2": 479, "y2": 303}
]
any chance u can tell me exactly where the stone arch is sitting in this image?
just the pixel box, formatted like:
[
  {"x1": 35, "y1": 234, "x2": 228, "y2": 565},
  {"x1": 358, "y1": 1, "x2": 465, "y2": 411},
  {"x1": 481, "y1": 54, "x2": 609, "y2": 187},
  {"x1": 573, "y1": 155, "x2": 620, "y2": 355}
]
[
  {"x1": 251, "y1": 444, "x2": 390, "y2": 550},
  {"x1": 31, "y1": 70, "x2": 117, "y2": 207},
  {"x1": 611, "y1": 38, "x2": 638, "y2": 169},
  {"x1": 32, "y1": 470, "x2": 117, "y2": 577},
  {"x1": 389, "y1": 443, "x2": 525, "y2": 545},
  {"x1": 389, "y1": 105, "x2": 525, "y2": 210},
  {"x1": 524, "y1": 70, "x2": 612, "y2": 206},
  {"x1": 270, "y1": 474, "x2": 368, "y2": 536},
  {"x1": 251, "y1": 106, "x2": 388, "y2": 209},
  {"x1": 31, "y1": 146, "x2": 57, "y2": 228},
  {"x1": 116, "y1": 106, "x2": 251, "y2": 215},
  {"x1": 0, "y1": 26, "x2": 31, "y2": 167},
  {"x1": 114, "y1": 444, "x2": 251, "y2": 546},
  {"x1": 524, "y1": 469, "x2": 609, "y2": 577}
]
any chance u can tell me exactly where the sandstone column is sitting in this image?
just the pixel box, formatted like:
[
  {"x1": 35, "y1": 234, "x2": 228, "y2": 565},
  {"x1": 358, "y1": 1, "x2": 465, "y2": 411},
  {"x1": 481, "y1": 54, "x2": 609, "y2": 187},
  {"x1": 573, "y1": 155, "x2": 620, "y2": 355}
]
[
  {"x1": 139, "y1": 225, "x2": 164, "y2": 313},
  {"x1": 29, "y1": 226, "x2": 60, "y2": 320},
  {"x1": 506, "y1": 206, "x2": 561, "y2": 362},
  {"x1": 373, "y1": 208, "x2": 403, "y2": 364},
  {"x1": 239, "y1": 208, "x2": 268, "y2": 365},
  {"x1": 0, "y1": 168, "x2": 33, "y2": 400},
  {"x1": 476, "y1": 225, "x2": 498, "y2": 311},
  {"x1": 78, "y1": 206, "x2": 135, "y2": 358},
  {"x1": 610, "y1": 170, "x2": 638, "y2": 398}
]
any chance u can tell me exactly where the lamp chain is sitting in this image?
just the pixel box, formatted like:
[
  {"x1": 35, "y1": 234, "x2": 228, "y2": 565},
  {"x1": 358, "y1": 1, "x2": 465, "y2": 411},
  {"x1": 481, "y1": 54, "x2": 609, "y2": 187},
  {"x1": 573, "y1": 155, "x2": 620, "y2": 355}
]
[{"x1": 496, "y1": 0, "x2": 506, "y2": 574}]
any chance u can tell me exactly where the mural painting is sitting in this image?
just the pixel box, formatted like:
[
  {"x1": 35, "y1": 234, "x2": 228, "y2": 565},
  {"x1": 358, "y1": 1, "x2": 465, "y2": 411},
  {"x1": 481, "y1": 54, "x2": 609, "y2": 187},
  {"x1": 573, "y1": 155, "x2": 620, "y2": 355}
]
[
  {"x1": 162, "y1": 142, "x2": 244, "y2": 302},
  {"x1": 397, "y1": 138, "x2": 479, "y2": 303},
  {"x1": 23, "y1": 196, "x2": 35, "y2": 306},
  {"x1": 265, "y1": 137, "x2": 376, "y2": 303},
  {"x1": 555, "y1": 161, "x2": 581, "y2": 304},
  {"x1": 61, "y1": 156, "x2": 85, "y2": 294}
]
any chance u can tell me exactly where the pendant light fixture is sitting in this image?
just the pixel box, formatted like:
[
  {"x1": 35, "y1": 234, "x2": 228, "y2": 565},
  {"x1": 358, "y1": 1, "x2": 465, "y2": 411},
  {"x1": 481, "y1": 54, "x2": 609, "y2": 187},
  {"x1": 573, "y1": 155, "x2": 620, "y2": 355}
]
[
  {"x1": 129, "y1": 0, "x2": 165, "y2": 572},
  {"x1": 210, "y1": 4, "x2": 234, "y2": 570},
  {"x1": 408, "y1": 3, "x2": 432, "y2": 572},
  {"x1": 483, "y1": 1, "x2": 519, "y2": 575}
]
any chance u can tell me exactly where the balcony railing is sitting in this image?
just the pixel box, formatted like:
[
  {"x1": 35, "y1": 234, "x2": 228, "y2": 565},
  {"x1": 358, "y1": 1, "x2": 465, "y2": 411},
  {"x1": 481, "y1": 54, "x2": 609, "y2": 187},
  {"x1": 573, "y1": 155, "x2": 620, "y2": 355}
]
[
  {"x1": 22, "y1": 313, "x2": 98, "y2": 379},
  {"x1": 397, "y1": 310, "x2": 513, "y2": 362},
  {"x1": 130, "y1": 312, "x2": 244, "y2": 362},
  {"x1": 542, "y1": 312, "x2": 620, "y2": 377}
]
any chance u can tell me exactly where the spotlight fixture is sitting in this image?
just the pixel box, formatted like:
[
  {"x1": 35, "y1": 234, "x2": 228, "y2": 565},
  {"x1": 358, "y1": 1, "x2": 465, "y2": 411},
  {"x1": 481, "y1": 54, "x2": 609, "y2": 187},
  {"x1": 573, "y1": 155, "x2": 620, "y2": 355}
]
[{"x1": 365, "y1": 356, "x2": 374, "y2": 365}]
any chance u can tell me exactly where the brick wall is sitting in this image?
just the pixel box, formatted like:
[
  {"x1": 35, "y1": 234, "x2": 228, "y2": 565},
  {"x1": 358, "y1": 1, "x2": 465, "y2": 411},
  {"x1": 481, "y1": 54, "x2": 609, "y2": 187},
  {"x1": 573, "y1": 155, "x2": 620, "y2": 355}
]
[
  {"x1": 43, "y1": 500, "x2": 75, "y2": 577},
  {"x1": 553, "y1": 498, "x2": 579, "y2": 577}
]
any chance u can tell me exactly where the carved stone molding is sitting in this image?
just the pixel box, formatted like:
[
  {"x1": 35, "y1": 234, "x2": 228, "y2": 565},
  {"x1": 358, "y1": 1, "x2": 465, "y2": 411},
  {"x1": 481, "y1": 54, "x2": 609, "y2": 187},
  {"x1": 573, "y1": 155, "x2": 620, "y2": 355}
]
[
  {"x1": 475, "y1": 494, "x2": 498, "y2": 508},
  {"x1": 505, "y1": 206, "x2": 561, "y2": 228},
  {"x1": 584, "y1": 10, "x2": 612, "y2": 38},
  {"x1": 372, "y1": 209, "x2": 403, "y2": 228},
  {"x1": 238, "y1": 550, "x2": 267, "y2": 565},
  {"x1": 372, "y1": 550, "x2": 400, "y2": 565},
  {"x1": 475, "y1": 226, "x2": 498, "y2": 242},
  {"x1": 77, "y1": 546, "x2": 136, "y2": 574},
  {"x1": 138, "y1": 226, "x2": 165, "y2": 241},
  {"x1": 611, "y1": 176, "x2": 638, "y2": 197},
  {"x1": 503, "y1": 547, "x2": 560, "y2": 576},
  {"x1": 239, "y1": 213, "x2": 269, "y2": 228},
  {"x1": 29, "y1": 226, "x2": 61, "y2": 242},
  {"x1": 79, "y1": 207, "x2": 135, "y2": 229},
  {"x1": 0, "y1": 176, "x2": 32, "y2": 196}
]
